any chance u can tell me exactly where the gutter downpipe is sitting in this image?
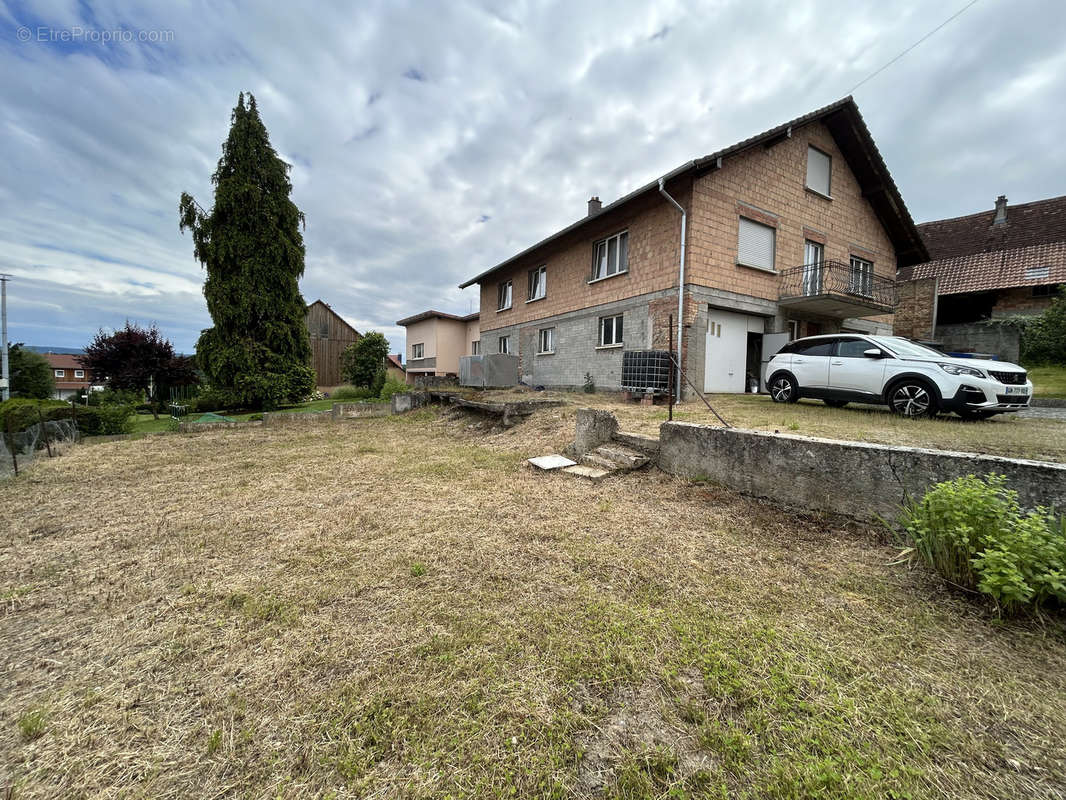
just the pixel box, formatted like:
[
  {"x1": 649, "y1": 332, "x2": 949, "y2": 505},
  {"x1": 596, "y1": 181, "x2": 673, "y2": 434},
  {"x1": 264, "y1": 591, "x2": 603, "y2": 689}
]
[{"x1": 658, "y1": 178, "x2": 686, "y2": 397}]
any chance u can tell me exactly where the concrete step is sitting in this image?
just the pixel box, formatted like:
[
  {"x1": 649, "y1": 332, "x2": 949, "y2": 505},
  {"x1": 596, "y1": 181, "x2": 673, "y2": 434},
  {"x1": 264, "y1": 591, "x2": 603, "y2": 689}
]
[
  {"x1": 612, "y1": 431, "x2": 660, "y2": 458},
  {"x1": 562, "y1": 464, "x2": 611, "y2": 482},
  {"x1": 581, "y1": 443, "x2": 649, "y2": 472}
]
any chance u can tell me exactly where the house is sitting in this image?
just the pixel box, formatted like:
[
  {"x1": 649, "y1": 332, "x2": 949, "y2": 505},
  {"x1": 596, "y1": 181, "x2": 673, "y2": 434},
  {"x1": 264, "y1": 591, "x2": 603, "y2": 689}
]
[
  {"x1": 395, "y1": 311, "x2": 480, "y2": 382},
  {"x1": 43, "y1": 353, "x2": 93, "y2": 400},
  {"x1": 458, "y1": 97, "x2": 927, "y2": 395},
  {"x1": 385, "y1": 353, "x2": 406, "y2": 383},
  {"x1": 895, "y1": 195, "x2": 1066, "y2": 361},
  {"x1": 305, "y1": 299, "x2": 361, "y2": 387}
]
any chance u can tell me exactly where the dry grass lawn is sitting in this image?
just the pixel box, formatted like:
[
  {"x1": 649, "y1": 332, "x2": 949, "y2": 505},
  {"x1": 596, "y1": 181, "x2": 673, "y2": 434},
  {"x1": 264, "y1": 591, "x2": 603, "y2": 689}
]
[{"x1": 2, "y1": 408, "x2": 1066, "y2": 799}]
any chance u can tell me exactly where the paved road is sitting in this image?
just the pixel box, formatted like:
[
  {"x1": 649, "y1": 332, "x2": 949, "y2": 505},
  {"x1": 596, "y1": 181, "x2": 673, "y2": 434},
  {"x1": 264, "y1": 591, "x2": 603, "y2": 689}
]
[{"x1": 1018, "y1": 407, "x2": 1066, "y2": 421}]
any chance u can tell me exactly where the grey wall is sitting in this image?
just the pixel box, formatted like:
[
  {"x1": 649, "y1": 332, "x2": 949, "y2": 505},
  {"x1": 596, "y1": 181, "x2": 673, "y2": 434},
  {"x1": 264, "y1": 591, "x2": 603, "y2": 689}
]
[
  {"x1": 936, "y1": 322, "x2": 1021, "y2": 363},
  {"x1": 658, "y1": 422, "x2": 1066, "y2": 521}
]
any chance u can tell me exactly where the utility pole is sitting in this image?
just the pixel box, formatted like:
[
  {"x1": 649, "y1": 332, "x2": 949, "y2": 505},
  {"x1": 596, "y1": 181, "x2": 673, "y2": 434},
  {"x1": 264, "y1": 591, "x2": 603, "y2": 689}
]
[{"x1": 1, "y1": 274, "x2": 10, "y2": 402}]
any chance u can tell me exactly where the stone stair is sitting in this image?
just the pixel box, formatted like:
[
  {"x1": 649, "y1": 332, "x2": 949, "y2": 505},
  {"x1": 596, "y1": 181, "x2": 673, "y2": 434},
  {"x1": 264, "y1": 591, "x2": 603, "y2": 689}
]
[{"x1": 562, "y1": 441, "x2": 650, "y2": 481}]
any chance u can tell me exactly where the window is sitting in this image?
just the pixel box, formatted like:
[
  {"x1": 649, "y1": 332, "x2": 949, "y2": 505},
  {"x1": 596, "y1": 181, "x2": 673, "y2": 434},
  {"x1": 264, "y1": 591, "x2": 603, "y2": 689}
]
[
  {"x1": 592, "y1": 231, "x2": 629, "y2": 280},
  {"x1": 599, "y1": 314, "x2": 623, "y2": 347},
  {"x1": 74, "y1": 370, "x2": 84, "y2": 378},
  {"x1": 538, "y1": 328, "x2": 555, "y2": 354},
  {"x1": 806, "y1": 146, "x2": 831, "y2": 196},
  {"x1": 1033, "y1": 284, "x2": 1060, "y2": 298},
  {"x1": 803, "y1": 240, "x2": 824, "y2": 295},
  {"x1": 849, "y1": 256, "x2": 873, "y2": 297},
  {"x1": 411, "y1": 343, "x2": 424, "y2": 360},
  {"x1": 497, "y1": 280, "x2": 512, "y2": 311},
  {"x1": 836, "y1": 338, "x2": 873, "y2": 358},
  {"x1": 498, "y1": 335, "x2": 511, "y2": 354},
  {"x1": 528, "y1": 265, "x2": 546, "y2": 301},
  {"x1": 471, "y1": 340, "x2": 481, "y2": 355},
  {"x1": 54, "y1": 369, "x2": 65, "y2": 378},
  {"x1": 1025, "y1": 266, "x2": 1051, "y2": 281},
  {"x1": 737, "y1": 217, "x2": 775, "y2": 271},
  {"x1": 792, "y1": 340, "x2": 833, "y2": 357}
]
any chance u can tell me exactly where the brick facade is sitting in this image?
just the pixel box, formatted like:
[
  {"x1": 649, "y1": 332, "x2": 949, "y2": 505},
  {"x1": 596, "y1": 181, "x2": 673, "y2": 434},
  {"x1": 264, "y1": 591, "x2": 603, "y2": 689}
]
[
  {"x1": 894, "y1": 277, "x2": 938, "y2": 340},
  {"x1": 470, "y1": 113, "x2": 909, "y2": 395}
]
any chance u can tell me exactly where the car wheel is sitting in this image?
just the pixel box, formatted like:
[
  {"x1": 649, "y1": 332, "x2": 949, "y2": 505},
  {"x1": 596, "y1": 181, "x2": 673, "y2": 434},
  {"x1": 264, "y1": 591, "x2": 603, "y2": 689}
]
[
  {"x1": 823, "y1": 399, "x2": 849, "y2": 408},
  {"x1": 769, "y1": 374, "x2": 798, "y2": 404},
  {"x1": 888, "y1": 381, "x2": 937, "y2": 418}
]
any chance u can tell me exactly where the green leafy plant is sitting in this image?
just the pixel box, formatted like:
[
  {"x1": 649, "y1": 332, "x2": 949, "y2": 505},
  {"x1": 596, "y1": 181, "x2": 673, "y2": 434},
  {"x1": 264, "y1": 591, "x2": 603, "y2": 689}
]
[
  {"x1": 583, "y1": 372, "x2": 596, "y2": 394},
  {"x1": 341, "y1": 333, "x2": 390, "y2": 389},
  {"x1": 18, "y1": 708, "x2": 47, "y2": 741},
  {"x1": 378, "y1": 376, "x2": 407, "y2": 402},
  {"x1": 6, "y1": 344, "x2": 55, "y2": 399},
  {"x1": 331, "y1": 385, "x2": 376, "y2": 402},
  {"x1": 410, "y1": 562, "x2": 426, "y2": 577},
  {"x1": 1020, "y1": 286, "x2": 1066, "y2": 365},
  {"x1": 900, "y1": 474, "x2": 1066, "y2": 613}
]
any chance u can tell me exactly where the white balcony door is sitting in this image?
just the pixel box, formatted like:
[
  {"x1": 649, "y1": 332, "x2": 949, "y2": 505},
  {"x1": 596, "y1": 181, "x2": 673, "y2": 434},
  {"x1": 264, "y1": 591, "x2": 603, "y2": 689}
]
[{"x1": 803, "y1": 241, "x2": 824, "y2": 295}]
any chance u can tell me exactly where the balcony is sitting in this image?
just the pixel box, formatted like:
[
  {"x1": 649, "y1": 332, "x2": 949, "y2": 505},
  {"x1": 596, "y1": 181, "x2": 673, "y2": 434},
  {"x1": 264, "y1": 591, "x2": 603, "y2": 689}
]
[{"x1": 778, "y1": 260, "x2": 897, "y2": 318}]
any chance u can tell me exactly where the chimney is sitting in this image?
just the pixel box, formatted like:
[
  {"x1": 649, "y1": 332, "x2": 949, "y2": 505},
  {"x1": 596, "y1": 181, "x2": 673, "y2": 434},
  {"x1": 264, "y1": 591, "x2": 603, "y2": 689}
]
[
  {"x1": 993, "y1": 195, "x2": 1008, "y2": 226},
  {"x1": 588, "y1": 196, "x2": 602, "y2": 216}
]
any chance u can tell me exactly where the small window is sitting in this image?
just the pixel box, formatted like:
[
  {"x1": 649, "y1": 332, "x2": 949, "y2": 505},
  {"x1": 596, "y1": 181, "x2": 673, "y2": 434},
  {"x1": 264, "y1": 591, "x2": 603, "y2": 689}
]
[
  {"x1": 54, "y1": 369, "x2": 65, "y2": 378},
  {"x1": 792, "y1": 340, "x2": 833, "y2": 357},
  {"x1": 528, "y1": 265, "x2": 546, "y2": 301},
  {"x1": 849, "y1": 256, "x2": 873, "y2": 297},
  {"x1": 835, "y1": 338, "x2": 873, "y2": 358},
  {"x1": 599, "y1": 315, "x2": 623, "y2": 347},
  {"x1": 498, "y1": 335, "x2": 510, "y2": 354},
  {"x1": 806, "y1": 146, "x2": 831, "y2": 196},
  {"x1": 74, "y1": 370, "x2": 84, "y2": 378},
  {"x1": 1025, "y1": 265, "x2": 1051, "y2": 281},
  {"x1": 497, "y1": 280, "x2": 513, "y2": 311},
  {"x1": 471, "y1": 340, "x2": 481, "y2": 355},
  {"x1": 592, "y1": 231, "x2": 629, "y2": 281},
  {"x1": 737, "y1": 217, "x2": 775, "y2": 271},
  {"x1": 411, "y1": 343, "x2": 424, "y2": 360},
  {"x1": 538, "y1": 328, "x2": 555, "y2": 354}
]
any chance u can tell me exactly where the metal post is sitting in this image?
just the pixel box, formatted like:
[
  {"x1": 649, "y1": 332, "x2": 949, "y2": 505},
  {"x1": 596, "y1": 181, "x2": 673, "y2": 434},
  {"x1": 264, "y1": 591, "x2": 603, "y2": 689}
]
[
  {"x1": 37, "y1": 408, "x2": 53, "y2": 458},
  {"x1": 1, "y1": 275, "x2": 10, "y2": 402},
  {"x1": 668, "y1": 314, "x2": 674, "y2": 422},
  {"x1": 6, "y1": 413, "x2": 17, "y2": 477}
]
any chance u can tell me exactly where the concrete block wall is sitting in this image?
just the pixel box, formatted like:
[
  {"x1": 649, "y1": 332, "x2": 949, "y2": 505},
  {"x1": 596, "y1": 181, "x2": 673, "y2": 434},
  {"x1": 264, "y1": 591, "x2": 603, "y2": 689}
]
[
  {"x1": 936, "y1": 322, "x2": 1021, "y2": 363},
  {"x1": 658, "y1": 422, "x2": 1066, "y2": 522}
]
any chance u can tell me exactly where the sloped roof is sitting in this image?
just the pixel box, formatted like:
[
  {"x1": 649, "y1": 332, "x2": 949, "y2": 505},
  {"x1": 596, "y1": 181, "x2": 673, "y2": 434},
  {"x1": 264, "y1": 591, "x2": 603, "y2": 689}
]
[
  {"x1": 459, "y1": 96, "x2": 927, "y2": 288},
  {"x1": 907, "y1": 241, "x2": 1066, "y2": 295},
  {"x1": 917, "y1": 195, "x2": 1066, "y2": 261},
  {"x1": 307, "y1": 299, "x2": 361, "y2": 338},
  {"x1": 386, "y1": 354, "x2": 405, "y2": 371},
  {"x1": 395, "y1": 310, "x2": 479, "y2": 326},
  {"x1": 43, "y1": 352, "x2": 87, "y2": 370}
]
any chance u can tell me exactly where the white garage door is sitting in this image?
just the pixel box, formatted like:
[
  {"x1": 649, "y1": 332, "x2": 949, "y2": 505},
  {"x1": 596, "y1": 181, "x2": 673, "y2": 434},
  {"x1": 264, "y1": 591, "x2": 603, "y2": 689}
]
[{"x1": 704, "y1": 309, "x2": 762, "y2": 393}]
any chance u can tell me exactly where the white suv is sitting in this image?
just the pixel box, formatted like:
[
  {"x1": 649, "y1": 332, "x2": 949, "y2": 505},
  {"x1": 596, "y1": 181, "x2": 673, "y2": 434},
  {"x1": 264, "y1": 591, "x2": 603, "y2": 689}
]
[{"x1": 764, "y1": 334, "x2": 1032, "y2": 419}]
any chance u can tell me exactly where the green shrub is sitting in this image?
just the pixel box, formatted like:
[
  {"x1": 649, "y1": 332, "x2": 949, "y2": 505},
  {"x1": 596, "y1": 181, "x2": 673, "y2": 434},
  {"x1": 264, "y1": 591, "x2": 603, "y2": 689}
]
[
  {"x1": 1021, "y1": 287, "x2": 1066, "y2": 365},
  {"x1": 331, "y1": 385, "x2": 376, "y2": 401},
  {"x1": 88, "y1": 387, "x2": 142, "y2": 407},
  {"x1": 370, "y1": 367, "x2": 387, "y2": 398},
  {"x1": 0, "y1": 398, "x2": 66, "y2": 433},
  {"x1": 191, "y1": 385, "x2": 236, "y2": 413},
  {"x1": 378, "y1": 376, "x2": 407, "y2": 402},
  {"x1": 901, "y1": 474, "x2": 1066, "y2": 613}
]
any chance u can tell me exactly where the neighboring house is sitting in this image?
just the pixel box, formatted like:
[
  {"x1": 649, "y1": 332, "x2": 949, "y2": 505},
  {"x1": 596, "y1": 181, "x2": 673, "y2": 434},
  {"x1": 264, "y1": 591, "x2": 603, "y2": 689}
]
[
  {"x1": 43, "y1": 353, "x2": 93, "y2": 400},
  {"x1": 458, "y1": 97, "x2": 926, "y2": 394},
  {"x1": 396, "y1": 311, "x2": 480, "y2": 382},
  {"x1": 305, "y1": 299, "x2": 361, "y2": 387},
  {"x1": 385, "y1": 353, "x2": 406, "y2": 383},
  {"x1": 896, "y1": 195, "x2": 1066, "y2": 361}
]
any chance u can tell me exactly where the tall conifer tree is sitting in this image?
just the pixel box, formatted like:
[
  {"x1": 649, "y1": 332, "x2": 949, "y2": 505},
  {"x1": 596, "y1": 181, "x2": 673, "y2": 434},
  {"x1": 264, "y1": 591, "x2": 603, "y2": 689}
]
[{"x1": 180, "y1": 93, "x2": 314, "y2": 409}]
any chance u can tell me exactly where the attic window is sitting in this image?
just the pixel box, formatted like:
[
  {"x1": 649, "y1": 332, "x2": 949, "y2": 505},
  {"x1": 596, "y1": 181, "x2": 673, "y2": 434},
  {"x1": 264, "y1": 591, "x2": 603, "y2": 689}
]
[
  {"x1": 1025, "y1": 266, "x2": 1051, "y2": 280},
  {"x1": 806, "y1": 146, "x2": 832, "y2": 197}
]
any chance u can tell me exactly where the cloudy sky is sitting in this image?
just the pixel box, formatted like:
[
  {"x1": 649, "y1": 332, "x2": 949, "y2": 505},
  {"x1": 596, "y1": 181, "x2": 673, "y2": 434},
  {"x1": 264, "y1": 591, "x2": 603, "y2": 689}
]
[{"x1": 1, "y1": 0, "x2": 1064, "y2": 355}]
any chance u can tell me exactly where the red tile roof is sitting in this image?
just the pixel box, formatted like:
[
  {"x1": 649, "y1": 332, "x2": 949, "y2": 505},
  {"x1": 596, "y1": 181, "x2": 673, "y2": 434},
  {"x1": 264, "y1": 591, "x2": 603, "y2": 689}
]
[
  {"x1": 43, "y1": 352, "x2": 87, "y2": 371},
  {"x1": 917, "y1": 195, "x2": 1066, "y2": 261},
  {"x1": 907, "y1": 242, "x2": 1066, "y2": 295},
  {"x1": 386, "y1": 354, "x2": 405, "y2": 371}
]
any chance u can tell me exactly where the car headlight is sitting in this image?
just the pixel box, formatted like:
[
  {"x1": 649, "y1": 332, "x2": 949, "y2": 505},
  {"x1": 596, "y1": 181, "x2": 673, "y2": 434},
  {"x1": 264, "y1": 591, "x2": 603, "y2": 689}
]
[{"x1": 938, "y1": 362, "x2": 986, "y2": 378}]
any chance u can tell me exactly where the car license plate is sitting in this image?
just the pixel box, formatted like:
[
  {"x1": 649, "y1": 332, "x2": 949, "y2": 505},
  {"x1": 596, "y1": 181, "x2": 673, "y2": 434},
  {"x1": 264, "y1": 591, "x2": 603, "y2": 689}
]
[{"x1": 1004, "y1": 385, "x2": 1029, "y2": 395}]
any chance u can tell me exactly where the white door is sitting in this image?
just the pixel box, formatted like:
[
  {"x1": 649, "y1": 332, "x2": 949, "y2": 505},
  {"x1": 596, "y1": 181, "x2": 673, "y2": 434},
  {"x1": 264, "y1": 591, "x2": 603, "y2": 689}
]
[
  {"x1": 828, "y1": 337, "x2": 886, "y2": 396},
  {"x1": 704, "y1": 310, "x2": 756, "y2": 393}
]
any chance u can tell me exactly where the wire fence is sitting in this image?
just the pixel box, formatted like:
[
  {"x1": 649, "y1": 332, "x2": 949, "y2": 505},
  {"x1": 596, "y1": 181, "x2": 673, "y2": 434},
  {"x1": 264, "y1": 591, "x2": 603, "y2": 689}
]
[{"x1": 1, "y1": 418, "x2": 79, "y2": 479}]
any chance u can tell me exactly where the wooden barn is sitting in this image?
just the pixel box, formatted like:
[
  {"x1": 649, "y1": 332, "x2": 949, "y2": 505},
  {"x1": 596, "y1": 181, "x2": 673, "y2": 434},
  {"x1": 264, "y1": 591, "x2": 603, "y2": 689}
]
[{"x1": 305, "y1": 299, "x2": 361, "y2": 387}]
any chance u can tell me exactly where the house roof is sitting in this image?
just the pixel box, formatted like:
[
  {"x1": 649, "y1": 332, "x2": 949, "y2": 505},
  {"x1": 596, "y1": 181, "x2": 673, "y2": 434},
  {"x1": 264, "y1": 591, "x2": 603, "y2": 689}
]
[
  {"x1": 306, "y1": 299, "x2": 361, "y2": 338},
  {"x1": 915, "y1": 195, "x2": 1066, "y2": 262},
  {"x1": 386, "y1": 354, "x2": 405, "y2": 371},
  {"x1": 459, "y1": 96, "x2": 927, "y2": 288},
  {"x1": 395, "y1": 309, "x2": 479, "y2": 326},
  {"x1": 906, "y1": 242, "x2": 1066, "y2": 296},
  {"x1": 43, "y1": 352, "x2": 87, "y2": 371}
]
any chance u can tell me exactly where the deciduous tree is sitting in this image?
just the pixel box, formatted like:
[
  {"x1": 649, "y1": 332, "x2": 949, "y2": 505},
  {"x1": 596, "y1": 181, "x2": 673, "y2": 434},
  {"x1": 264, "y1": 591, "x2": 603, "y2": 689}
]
[
  {"x1": 342, "y1": 332, "x2": 390, "y2": 388},
  {"x1": 7, "y1": 344, "x2": 55, "y2": 399}
]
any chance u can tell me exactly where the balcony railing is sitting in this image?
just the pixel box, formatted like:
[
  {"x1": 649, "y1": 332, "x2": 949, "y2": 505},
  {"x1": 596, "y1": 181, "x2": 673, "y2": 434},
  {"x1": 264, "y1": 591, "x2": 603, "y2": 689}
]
[{"x1": 778, "y1": 260, "x2": 897, "y2": 316}]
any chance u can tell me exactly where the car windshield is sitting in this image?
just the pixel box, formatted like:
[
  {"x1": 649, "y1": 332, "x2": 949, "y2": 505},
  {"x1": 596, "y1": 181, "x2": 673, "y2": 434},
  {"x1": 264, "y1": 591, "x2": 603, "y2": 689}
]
[{"x1": 870, "y1": 336, "x2": 944, "y2": 359}]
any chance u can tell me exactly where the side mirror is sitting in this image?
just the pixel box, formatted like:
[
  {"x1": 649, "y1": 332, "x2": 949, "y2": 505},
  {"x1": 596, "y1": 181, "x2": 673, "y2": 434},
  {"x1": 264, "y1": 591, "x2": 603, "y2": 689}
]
[{"x1": 863, "y1": 348, "x2": 885, "y2": 359}]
